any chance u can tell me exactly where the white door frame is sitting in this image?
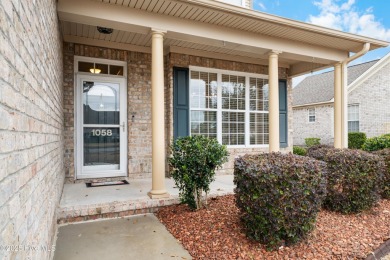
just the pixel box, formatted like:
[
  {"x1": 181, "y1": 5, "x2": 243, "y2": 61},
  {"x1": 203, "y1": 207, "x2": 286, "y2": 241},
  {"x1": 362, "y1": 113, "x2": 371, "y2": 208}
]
[{"x1": 75, "y1": 73, "x2": 127, "y2": 179}]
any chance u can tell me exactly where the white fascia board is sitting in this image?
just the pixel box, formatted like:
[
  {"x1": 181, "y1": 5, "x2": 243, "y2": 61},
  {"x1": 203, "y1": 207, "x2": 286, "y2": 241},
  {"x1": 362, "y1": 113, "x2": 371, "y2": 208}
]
[
  {"x1": 57, "y1": 0, "x2": 348, "y2": 62},
  {"x1": 292, "y1": 101, "x2": 334, "y2": 109},
  {"x1": 348, "y1": 52, "x2": 390, "y2": 94}
]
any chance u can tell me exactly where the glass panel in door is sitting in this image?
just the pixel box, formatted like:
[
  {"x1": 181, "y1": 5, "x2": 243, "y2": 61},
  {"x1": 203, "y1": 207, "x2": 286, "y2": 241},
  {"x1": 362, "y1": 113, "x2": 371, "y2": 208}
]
[{"x1": 82, "y1": 81, "x2": 121, "y2": 170}]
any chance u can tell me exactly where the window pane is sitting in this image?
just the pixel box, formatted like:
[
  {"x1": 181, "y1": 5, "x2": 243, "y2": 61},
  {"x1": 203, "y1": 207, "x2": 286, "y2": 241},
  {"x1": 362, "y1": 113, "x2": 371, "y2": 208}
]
[
  {"x1": 222, "y1": 112, "x2": 245, "y2": 145},
  {"x1": 348, "y1": 121, "x2": 359, "y2": 132},
  {"x1": 250, "y1": 113, "x2": 269, "y2": 145},
  {"x1": 308, "y1": 108, "x2": 315, "y2": 122},
  {"x1": 84, "y1": 127, "x2": 120, "y2": 167},
  {"x1": 83, "y1": 81, "x2": 120, "y2": 124},
  {"x1": 190, "y1": 71, "x2": 217, "y2": 109},
  {"x1": 95, "y1": 63, "x2": 109, "y2": 74},
  {"x1": 249, "y1": 77, "x2": 269, "y2": 111},
  {"x1": 348, "y1": 104, "x2": 359, "y2": 121},
  {"x1": 190, "y1": 111, "x2": 217, "y2": 138},
  {"x1": 348, "y1": 104, "x2": 359, "y2": 132},
  {"x1": 110, "y1": 65, "x2": 124, "y2": 76},
  {"x1": 78, "y1": 61, "x2": 94, "y2": 73},
  {"x1": 221, "y1": 74, "x2": 246, "y2": 110}
]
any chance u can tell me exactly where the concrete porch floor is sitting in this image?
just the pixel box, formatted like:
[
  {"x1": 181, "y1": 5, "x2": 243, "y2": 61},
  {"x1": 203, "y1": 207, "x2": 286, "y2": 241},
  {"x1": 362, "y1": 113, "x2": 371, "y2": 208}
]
[{"x1": 58, "y1": 175, "x2": 234, "y2": 223}]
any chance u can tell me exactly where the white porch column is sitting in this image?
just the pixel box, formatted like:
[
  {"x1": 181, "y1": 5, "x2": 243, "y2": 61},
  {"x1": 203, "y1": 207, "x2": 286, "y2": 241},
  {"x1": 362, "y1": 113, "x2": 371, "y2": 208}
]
[
  {"x1": 334, "y1": 63, "x2": 342, "y2": 148},
  {"x1": 268, "y1": 50, "x2": 281, "y2": 152},
  {"x1": 148, "y1": 29, "x2": 169, "y2": 199},
  {"x1": 341, "y1": 63, "x2": 349, "y2": 148}
]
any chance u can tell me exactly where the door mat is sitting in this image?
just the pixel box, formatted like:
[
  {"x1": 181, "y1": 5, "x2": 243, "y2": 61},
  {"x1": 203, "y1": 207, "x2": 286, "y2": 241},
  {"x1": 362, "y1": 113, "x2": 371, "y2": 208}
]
[{"x1": 86, "y1": 180, "x2": 129, "y2": 188}]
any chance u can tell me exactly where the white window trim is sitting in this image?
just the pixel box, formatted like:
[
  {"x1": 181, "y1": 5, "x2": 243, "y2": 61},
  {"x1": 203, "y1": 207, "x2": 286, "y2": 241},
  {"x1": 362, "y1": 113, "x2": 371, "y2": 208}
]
[
  {"x1": 220, "y1": 0, "x2": 246, "y2": 7},
  {"x1": 74, "y1": 56, "x2": 128, "y2": 179},
  {"x1": 308, "y1": 108, "x2": 316, "y2": 123},
  {"x1": 189, "y1": 66, "x2": 269, "y2": 148},
  {"x1": 347, "y1": 103, "x2": 360, "y2": 132}
]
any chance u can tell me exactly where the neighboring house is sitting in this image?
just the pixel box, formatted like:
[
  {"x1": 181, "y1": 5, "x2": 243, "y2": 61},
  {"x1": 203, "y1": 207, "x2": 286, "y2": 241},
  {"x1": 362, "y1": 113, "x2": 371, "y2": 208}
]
[
  {"x1": 0, "y1": 0, "x2": 388, "y2": 259},
  {"x1": 293, "y1": 53, "x2": 390, "y2": 146}
]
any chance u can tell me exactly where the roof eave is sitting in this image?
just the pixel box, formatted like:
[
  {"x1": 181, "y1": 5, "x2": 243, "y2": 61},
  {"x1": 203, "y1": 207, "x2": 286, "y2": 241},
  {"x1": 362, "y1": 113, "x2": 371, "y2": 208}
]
[{"x1": 184, "y1": 0, "x2": 389, "y2": 50}]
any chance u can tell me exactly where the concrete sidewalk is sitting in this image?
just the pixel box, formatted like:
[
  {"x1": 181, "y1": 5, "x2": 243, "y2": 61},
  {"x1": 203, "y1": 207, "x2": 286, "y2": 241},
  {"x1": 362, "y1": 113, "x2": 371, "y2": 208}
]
[{"x1": 54, "y1": 214, "x2": 192, "y2": 260}]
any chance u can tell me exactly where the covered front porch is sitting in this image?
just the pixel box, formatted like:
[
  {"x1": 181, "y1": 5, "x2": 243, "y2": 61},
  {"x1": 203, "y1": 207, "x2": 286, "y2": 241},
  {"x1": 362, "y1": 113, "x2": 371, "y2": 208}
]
[{"x1": 57, "y1": 0, "x2": 387, "y2": 199}]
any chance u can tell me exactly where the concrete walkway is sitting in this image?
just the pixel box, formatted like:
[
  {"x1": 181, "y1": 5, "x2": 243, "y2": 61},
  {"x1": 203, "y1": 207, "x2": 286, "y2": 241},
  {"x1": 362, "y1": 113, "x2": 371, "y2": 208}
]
[
  {"x1": 54, "y1": 214, "x2": 192, "y2": 260},
  {"x1": 58, "y1": 175, "x2": 234, "y2": 223}
]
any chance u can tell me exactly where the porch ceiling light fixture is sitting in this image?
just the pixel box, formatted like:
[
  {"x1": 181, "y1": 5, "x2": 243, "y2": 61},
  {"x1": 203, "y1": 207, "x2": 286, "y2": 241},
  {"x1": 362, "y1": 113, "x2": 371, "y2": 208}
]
[
  {"x1": 90, "y1": 68, "x2": 101, "y2": 74},
  {"x1": 97, "y1": 26, "x2": 114, "y2": 34}
]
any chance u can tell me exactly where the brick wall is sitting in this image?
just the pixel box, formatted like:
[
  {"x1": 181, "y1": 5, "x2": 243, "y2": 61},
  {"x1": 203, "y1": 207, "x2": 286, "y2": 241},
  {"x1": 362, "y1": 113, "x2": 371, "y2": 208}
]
[
  {"x1": 349, "y1": 61, "x2": 390, "y2": 137},
  {"x1": 64, "y1": 45, "x2": 293, "y2": 180},
  {"x1": 293, "y1": 60, "x2": 390, "y2": 146},
  {"x1": 292, "y1": 105, "x2": 334, "y2": 146},
  {"x1": 0, "y1": 1, "x2": 64, "y2": 259}
]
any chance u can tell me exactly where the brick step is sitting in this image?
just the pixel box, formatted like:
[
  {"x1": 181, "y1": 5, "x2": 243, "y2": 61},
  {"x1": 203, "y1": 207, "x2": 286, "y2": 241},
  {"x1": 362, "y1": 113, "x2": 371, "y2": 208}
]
[{"x1": 57, "y1": 196, "x2": 181, "y2": 224}]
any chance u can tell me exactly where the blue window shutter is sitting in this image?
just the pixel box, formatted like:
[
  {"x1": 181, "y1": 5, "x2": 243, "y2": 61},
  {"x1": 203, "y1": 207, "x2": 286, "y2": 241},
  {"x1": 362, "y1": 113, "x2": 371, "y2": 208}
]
[
  {"x1": 173, "y1": 67, "x2": 189, "y2": 139},
  {"x1": 279, "y1": 80, "x2": 288, "y2": 148}
]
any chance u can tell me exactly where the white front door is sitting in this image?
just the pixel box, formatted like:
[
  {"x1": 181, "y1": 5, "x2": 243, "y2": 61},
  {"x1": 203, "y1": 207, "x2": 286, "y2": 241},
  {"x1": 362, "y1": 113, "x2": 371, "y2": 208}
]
[{"x1": 76, "y1": 75, "x2": 127, "y2": 179}]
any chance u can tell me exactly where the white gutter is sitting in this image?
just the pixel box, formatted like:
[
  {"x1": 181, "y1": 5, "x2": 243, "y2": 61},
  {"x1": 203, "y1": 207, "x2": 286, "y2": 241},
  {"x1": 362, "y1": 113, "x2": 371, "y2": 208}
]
[{"x1": 341, "y1": 43, "x2": 370, "y2": 148}]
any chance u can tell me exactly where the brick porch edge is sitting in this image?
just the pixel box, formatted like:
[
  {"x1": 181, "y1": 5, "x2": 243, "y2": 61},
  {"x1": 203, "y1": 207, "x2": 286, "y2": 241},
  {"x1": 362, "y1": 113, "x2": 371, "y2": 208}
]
[{"x1": 57, "y1": 191, "x2": 233, "y2": 224}]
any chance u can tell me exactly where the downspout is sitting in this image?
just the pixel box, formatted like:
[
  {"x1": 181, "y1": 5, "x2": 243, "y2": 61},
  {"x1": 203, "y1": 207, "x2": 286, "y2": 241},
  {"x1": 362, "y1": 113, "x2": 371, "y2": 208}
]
[{"x1": 340, "y1": 43, "x2": 370, "y2": 148}]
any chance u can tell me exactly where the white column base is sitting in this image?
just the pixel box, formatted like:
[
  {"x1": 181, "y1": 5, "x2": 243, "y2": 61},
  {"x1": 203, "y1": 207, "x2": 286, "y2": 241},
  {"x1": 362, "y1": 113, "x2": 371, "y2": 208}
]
[{"x1": 148, "y1": 191, "x2": 170, "y2": 199}]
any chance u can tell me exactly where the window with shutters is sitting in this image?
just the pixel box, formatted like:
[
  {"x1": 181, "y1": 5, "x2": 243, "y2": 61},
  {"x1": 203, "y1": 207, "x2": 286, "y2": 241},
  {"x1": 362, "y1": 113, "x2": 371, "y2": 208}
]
[{"x1": 189, "y1": 67, "x2": 269, "y2": 147}]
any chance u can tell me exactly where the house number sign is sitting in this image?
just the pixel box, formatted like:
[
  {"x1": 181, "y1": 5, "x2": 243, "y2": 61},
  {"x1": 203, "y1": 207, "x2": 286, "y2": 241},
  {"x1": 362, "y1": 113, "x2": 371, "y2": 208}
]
[{"x1": 91, "y1": 129, "x2": 113, "y2": 136}]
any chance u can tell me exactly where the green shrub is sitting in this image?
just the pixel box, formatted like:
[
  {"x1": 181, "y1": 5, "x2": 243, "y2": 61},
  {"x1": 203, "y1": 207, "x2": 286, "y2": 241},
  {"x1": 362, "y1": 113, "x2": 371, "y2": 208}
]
[
  {"x1": 293, "y1": 146, "x2": 307, "y2": 156},
  {"x1": 234, "y1": 153, "x2": 327, "y2": 249},
  {"x1": 307, "y1": 147, "x2": 384, "y2": 213},
  {"x1": 372, "y1": 148, "x2": 390, "y2": 199},
  {"x1": 305, "y1": 138, "x2": 321, "y2": 147},
  {"x1": 348, "y1": 132, "x2": 367, "y2": 149},
  {"x1": 362, "y1": 134, "x2": 390, "y2": 151},
  {"x1": 169, "y1": 135, "x2": 229, "y2": 210}
]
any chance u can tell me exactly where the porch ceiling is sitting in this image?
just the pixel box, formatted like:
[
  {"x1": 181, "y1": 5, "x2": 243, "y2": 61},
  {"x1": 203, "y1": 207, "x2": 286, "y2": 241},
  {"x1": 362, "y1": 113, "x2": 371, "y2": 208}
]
[
  {"x1": 58, "y1": 0, "x2": 389, "y2": 76},
  {"x1": 61, "y1": 20, "x2": 301, "y2": 68}
]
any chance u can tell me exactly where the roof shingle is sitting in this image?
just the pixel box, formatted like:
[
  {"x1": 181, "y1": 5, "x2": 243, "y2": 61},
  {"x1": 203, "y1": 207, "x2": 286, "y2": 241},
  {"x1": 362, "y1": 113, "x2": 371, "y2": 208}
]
[{"x1": 292, "y1": 60, "x2": 379, "y2": 106}]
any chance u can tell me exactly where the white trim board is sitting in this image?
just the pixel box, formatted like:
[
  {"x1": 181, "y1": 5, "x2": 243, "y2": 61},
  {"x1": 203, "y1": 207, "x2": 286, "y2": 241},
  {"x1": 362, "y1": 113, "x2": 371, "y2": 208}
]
[{"x1": 348, "y1": 52, "x2": 390, "y2": 94}]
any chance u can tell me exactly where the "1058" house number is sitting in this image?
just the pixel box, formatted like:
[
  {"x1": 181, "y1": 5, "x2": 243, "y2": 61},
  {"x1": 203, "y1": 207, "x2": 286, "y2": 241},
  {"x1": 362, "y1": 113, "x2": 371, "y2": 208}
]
[{"x1": 91, "y1": 129, "x2": 113, "y2": 136}]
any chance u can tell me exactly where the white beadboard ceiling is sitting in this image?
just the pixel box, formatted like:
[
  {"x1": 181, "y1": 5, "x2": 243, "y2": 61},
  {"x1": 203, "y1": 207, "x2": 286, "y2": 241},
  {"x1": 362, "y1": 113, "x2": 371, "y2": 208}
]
[
  {"x1": 92, "y1": 0, "x2": 387, "y2": 52},
  {"x1": 61, "y1": 20, "x2": 301, "y2": 66}
]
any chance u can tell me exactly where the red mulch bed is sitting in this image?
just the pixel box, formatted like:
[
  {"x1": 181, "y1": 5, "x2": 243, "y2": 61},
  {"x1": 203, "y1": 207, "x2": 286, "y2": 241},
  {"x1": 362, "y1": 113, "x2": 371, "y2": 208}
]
[{"x1": 156, "y1": 195, "x2": 390, "y2": 259}]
